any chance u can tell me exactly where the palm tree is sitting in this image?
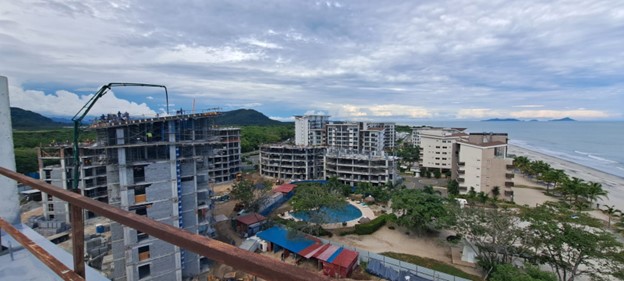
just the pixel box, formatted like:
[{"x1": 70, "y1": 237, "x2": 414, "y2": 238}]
[
  {"x1": 560, "y1": 177, "x2": 586, "y2": 207},
  {"x1": 603, "y1": 205, "x2": 621, "y2": 228},
  {"x1": 491, "y1": 186, "x2": 500, "y2": 201},
  {"x1": 586, "y1": 181, "x2": 608, "y2": 208},
  {"x1": 513, "y1": 156, "x2": 530, "y2": 174}
]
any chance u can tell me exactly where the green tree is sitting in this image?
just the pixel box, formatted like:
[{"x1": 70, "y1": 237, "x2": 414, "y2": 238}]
[
  {"x1": 453, "y1": 207, "x2": 528, "y2": 278},
  {"x1": 522, "y1": 202, "x2": 624, "y2": 281},
  {"x1": 602, "y1": 205, "x2": 622, "y2": 229},
  {"x1": 477, "y1": 192, "x2": 489, "y2": 205},
  {"x1": 231, "y1": 179, "x2": 255, "y2": 208},
  {"x1": 290, "y1": 184, "x2": 346, "y2": 233},
  {"x1": 397, "y1": 144, "x2": 420, "y2": 163},
  {"x1": 433, "y1": 169, "x2": 441, "y2": 179},
  {"x1": 586, "y1": 182, "x2": 608, "y2": 207},
  {"x1": 490, "y1": 264, "x2": 557, "y2": 281},
  {"x1": 447, "y1": 179, "x2": 460, "y2": 196},
  {"x1": 391, "y1": 189, "x2": 452, "y2": 234},
  {"x1": 468, "y1": 187, "x2": 477, "y2": 199},
  {"x1": 513, "y1": 156, "x2": 531, "y2": 174},
  {"x1": 541, "y1": 169, "x2": 567, "y2": 193},
  {"x1": 491, "y1": 186, "x2": 500, "y2": 201},
  {"x1": 530, "y1": 160, "x2": 551, "y2": 178}
]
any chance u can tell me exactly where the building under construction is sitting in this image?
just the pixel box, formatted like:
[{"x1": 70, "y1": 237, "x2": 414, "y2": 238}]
[
  {"x1": 259, "y1": 144, "x2": 326, "y2": 181},
  {"x1": 324, "y1": 148, "x2": 399, "y2": 187},
  {"x1": 38, "y1": 111, "x2": 241, "y2": 280}
]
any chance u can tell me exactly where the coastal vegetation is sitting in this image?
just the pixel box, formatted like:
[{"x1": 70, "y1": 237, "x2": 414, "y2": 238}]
[
  {"x1": 391, "y1": 189, "x2": 453, "y2": 234},
  {"x1": 512, "y1": 156, "x2": 608, "y2": 209}
]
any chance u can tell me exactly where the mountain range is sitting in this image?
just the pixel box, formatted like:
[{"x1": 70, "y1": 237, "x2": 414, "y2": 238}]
[{"x1": 10, "y1": 107, "x2": 284, "y2": 130}]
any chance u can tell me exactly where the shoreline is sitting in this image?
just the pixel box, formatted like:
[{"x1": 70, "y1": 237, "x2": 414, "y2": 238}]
[{"x1": 508, "y1": 144, "x2": 624, "y2": 209}]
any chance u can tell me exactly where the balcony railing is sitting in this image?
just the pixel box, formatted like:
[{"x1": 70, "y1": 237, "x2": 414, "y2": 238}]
[
  {"x1": 0, "y1": 167, "x2": 329, "y2": 281},
  {"x1": 505, "y1": 181, "x2": 514, "y2": 187}
]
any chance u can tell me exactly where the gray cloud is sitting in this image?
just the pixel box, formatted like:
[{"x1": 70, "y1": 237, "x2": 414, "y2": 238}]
[{"x1": 1, "y1": 0, "x2": 623, "y2": 120}]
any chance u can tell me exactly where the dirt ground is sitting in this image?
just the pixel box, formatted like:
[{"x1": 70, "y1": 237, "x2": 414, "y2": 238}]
[{"x1": 329, "y1": 227, "x2": 480, "y2": 276}]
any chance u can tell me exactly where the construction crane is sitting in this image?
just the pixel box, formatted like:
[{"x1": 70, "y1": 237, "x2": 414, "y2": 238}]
[{"x1": 71, "y1": 83, "x2": 169, "y2": 191}]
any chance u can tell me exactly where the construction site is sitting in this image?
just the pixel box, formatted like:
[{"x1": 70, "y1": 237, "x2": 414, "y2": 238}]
[{"x1": 34, "y1": 110, "x2": 242, "y2": 280}]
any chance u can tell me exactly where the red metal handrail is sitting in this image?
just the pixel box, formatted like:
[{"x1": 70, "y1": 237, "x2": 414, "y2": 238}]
[{"x1": 0, "y1": 167, "x2": 330, "y2": 281}]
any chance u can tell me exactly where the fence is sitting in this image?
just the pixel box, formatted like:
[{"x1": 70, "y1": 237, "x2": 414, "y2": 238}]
[{"x1": 318, "y1": 238, "x2": 471, "y2": 281}]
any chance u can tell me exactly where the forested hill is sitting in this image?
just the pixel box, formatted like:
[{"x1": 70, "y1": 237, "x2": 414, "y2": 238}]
[
  {"x1": 10, "y1": 107, "x2": 67, "y2": 130},
  {"x1": 215, "y1": 109, "x2": 283, "y2": 126}
]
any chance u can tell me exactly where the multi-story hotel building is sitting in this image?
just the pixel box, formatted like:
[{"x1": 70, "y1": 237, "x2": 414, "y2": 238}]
[
  {"x1": 294, "y1": 115, "x2": 329, "y2": 146},
  {"x1": 418, "y1": 128, "x2": 467, "y2": 172},
  {"x1": 454, "y1": 133, "x2": 515, "y2": 200}
]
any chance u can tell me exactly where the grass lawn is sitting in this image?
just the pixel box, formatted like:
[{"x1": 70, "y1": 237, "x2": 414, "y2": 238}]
[{"x1": 380, "y1": 252, "x2": 482, "y2": 281}]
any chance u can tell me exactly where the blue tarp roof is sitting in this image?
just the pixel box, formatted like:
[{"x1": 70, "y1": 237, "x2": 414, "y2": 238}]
[{"x1": 256, "y1": 226, "x2": 316, "y2": 253}]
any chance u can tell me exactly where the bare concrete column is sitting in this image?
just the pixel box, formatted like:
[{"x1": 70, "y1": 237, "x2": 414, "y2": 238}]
[{"x1": 0, "y1": 76, "x2": 20, "y2": 225}]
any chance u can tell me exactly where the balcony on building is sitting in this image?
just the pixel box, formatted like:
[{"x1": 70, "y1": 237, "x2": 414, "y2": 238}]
[
  {"x1": 505, "y1": 173, "x2": 514, "y2": 179},
  {"x1": 505, "y1": 181, "x2": 514, "y2": 187}
]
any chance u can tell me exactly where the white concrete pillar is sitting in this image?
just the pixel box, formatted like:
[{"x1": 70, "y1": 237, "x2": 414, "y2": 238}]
[{"x1": 0, "y1": 76, "x2": 21, "y2": 225}]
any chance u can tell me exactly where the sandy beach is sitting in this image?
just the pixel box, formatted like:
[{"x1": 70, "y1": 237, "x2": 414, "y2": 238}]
[{"x1": 508, "y1": 145, "x2": 624, "y2": 209}]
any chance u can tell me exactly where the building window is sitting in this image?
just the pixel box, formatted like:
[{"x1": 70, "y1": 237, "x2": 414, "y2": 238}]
[
  {"x1": 135, "y1": 207, "x2": 147, "y2": 216},
  {"x1": 133, "y1": 166, "x2": 145, "y2": 183},
  {"x1": 137, "y1": 230, "x2": 148, "y2": 242},
  {"x1": 48, "y1": 204, "x2": 54, "y2": 212},
  {"x1": 138, "y1": 245, "x2": 150, "y2": 261},
  {"x1": 47, "y1": 194, "x2": 53, "y2": 201},
  {"x1": 138, "y1": 264, "x2": 150, "y2": 279}
]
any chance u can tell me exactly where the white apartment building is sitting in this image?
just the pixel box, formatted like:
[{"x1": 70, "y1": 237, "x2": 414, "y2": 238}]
[
  {"x1": 419, "y1": 128, "x2": 467, "y2": 172},
  {"x1": 410, "y1": 126, "x2": 441, "y2": 146},
  {"x1": 294, "y1": 115, "x2": 329, "y2": 146},
  {"x1": 362, "y1": 122, "x2": 396, "y2": 149},
  {"x1": 326, "y1": 122, "x2": 360, "y2": 150},
  {"x1": 360, "y1": 128, "x2": 385, "y2": 153},
  {"x1": 455, "y1": 135, "x2": 514, "y2": 200}
]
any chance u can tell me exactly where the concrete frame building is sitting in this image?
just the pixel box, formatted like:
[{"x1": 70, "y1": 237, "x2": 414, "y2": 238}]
[
  {"x1": 259, "y1": 145, "x2": 326, "y2": 181},
  {"x1": 324, "y1": 148, "x2": 399, "y2": 187},
  {"x1": 294, "y1": 115, "x2": 329, "y2": 146},
  {"x1": 454, "y1": 133, "x2": 514, "y2": 200},
  {"x1": 38, "y1": 112, "x2": 241, "y2": 280},
  {"x1": 38, "y1": 145, "x2": 108, "y2": 223},
  {"x1": 419, "y1": 128, "x2": 467, "y2": 172}
]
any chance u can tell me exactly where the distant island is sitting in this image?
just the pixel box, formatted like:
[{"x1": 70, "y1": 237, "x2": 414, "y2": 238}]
[
  {"x1": 549, "y1": 117, "x2": 576, "y2": 122},
  {"x1": 482, "y1": 118, "x2": 521, "y2": 122}
]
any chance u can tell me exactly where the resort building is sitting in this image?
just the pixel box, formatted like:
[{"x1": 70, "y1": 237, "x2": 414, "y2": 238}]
[
  {"x1": 409, "y1": 126, "x2": 442, "y2": 146},
  {"x1": 362, "y1": 122, "x2": 396, "y2": 149},
  {"x1": 419, "y1": 128, "x2": 467, "y2": 173},
  {"x1": 454, "y1": 133, "x2": 514, "y2": 200},
  {"x1": 38, "y1": 111, "x2": 241, "y2": 280},
  {"x1": 326, "y1": 122, "x2": 361, "y2": 150},
  {"x1": 259, "y1": 144, "x2": 326, "y2": 181},
  {"x1": 294, "y1": 115, "x2": 329, "y2": 146},
  {"x1": 324, "y1": 148, "x2": 399, "y2": 187}
]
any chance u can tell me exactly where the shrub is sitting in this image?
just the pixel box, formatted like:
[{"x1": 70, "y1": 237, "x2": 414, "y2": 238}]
[{"x1": 353, "y1": 214, "x2": 395, "y2": 235}]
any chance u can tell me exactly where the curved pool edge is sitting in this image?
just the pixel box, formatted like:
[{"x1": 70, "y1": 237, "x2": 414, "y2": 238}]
[{"x1": 280, "y1": 200, "x2": 377, "y2": 230}]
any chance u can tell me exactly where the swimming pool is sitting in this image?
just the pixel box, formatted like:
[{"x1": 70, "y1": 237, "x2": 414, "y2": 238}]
[{"x1": 292, "y1": 203, "x2": 362, "y2": 223}]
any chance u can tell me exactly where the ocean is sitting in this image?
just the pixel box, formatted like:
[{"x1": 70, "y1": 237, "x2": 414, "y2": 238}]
[{"x1": 409, "y1": 121, "x2": 624, "y2": 179}]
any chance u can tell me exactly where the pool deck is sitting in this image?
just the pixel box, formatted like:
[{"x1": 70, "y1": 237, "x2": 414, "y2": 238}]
[{"x1": 279, "y1": 199, "x2": 377, "y2": 229}]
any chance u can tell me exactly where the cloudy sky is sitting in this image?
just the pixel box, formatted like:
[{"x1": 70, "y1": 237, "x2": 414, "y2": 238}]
[{"x1": 2, "y1": 0, "x2": 624, "y2": 121}]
